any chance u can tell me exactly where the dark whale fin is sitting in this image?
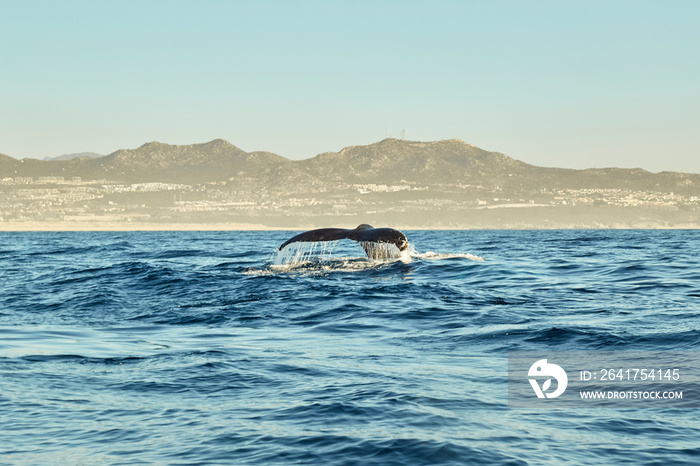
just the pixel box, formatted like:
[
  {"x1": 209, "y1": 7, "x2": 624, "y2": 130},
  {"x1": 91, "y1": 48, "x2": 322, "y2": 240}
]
[{"x1": 279, "y1": 224, "x2": 408, "y2": 258}]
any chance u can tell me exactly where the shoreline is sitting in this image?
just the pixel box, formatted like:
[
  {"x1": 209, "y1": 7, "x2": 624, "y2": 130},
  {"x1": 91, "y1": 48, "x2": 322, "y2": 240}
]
[
  {"x1": 2, "y1": 221, "x2": 699, "y2": 232},
  {"x1": 0, "y1": 222, "x2": 284, "y2": 232}
]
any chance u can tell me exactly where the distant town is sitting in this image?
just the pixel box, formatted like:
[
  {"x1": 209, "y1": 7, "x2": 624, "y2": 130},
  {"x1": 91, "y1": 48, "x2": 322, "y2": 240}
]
[
  {"x1": 1, "y1": 138, "x2": 699, "y2": 229},
  {"x1": 2, "y1": 176, "x2": 699, "y2": 229}
]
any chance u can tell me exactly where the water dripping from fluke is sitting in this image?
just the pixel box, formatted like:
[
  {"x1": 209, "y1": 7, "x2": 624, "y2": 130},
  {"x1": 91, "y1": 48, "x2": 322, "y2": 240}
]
[
  {"x1": 272, "y1": 240, "x2": 411, "y2": 266},
  {"x1": 273, "y1": 240, "x2": 340, "y2": 266}
]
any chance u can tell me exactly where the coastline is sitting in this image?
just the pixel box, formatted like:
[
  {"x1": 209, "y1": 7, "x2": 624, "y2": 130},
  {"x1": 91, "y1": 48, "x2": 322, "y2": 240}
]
[
  {"x1": 2, "y1": 221, "x2": 699, "y2": 232},
  {"x1": 0, "y1": 221, "x2": 284, "y2": 232}
]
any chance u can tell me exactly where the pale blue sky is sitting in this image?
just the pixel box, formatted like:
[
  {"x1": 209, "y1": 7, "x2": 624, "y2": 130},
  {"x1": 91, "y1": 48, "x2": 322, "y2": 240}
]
[{"x1": 1, "y1": 0, "x2": 699, "y2": 172}]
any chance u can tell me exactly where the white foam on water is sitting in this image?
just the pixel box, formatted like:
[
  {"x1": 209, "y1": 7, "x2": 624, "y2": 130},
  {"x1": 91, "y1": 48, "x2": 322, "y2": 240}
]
[
  {"x1": 412, "y1": 250, "x2": 485, "y2": 261},
  {"x1": 252, "y1": 241, "x2": 484, "y2": 275}
]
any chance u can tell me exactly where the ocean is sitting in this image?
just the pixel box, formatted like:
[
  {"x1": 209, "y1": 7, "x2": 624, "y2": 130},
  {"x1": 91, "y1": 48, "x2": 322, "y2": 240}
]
[{"x1": 1, "y1": 229, "x2": 699, "y2": 465}]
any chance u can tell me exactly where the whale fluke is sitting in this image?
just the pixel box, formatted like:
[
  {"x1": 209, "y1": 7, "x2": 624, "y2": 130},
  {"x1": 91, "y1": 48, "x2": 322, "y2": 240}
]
[{"x1": 279, "y1": 224, "x2": 408, "y2": 259}]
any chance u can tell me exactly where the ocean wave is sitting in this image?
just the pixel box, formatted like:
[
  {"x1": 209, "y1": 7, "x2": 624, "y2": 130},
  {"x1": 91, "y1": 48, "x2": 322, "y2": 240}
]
[{"x1": 1, "y1": 230, "x2": 699, "y2": 465}]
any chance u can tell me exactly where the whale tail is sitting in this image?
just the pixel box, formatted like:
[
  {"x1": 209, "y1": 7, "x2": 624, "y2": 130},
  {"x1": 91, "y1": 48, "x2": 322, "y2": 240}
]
[{"x1": 279, "y1": 224, "x2": 408, "y2": 259}]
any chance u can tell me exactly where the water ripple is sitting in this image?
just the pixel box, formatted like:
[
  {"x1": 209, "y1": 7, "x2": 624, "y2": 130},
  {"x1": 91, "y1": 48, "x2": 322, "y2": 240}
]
[{"x1": 0, "y1": 230, "x2": 698, "y2": 464}]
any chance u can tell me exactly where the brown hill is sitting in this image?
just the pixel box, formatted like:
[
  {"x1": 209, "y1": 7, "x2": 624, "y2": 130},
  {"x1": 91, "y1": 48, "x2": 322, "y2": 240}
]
[
  {"x1": 94, "y1": 139, "x2": 292, "y2": 183},
  {"x1": 1, "y1": 140, "x2": 292, "y2": 184},
  {"x1": 298, "y1": 138, "x2": 531, "y2": 184},
  {"x1": 1, "y1": 138, "x2": 699, "y2": 195}
]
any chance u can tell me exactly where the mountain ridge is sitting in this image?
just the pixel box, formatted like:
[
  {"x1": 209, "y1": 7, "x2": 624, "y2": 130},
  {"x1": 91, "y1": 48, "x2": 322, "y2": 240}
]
[
  {"x1": 1, "y1": 138, "x2": 698, "y2": 194},
  {"x1": 44, "y1": 152, "x2": 104, "y2": 161}
]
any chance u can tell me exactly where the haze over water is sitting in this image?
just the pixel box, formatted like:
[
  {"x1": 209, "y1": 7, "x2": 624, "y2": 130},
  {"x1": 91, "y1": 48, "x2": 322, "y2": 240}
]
[{"x1": 1, "y1": 230, "x2": 699, "y2": 464}]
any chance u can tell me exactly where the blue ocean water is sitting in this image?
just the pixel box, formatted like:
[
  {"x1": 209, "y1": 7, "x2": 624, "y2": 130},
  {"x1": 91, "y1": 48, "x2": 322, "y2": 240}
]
[{"x1": 1, "y1": 229, "x2": 699, "y2": 465}]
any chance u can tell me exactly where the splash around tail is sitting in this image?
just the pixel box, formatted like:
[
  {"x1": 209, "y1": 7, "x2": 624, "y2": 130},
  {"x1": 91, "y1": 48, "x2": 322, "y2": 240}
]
[
  {"x1": 274, "y1": 225, "x2": 484, "y2": 267},
  {"x1": 275, "y1": 224, "x2": 409, "y2": 266},
  {"x1": 274, "y1": 239, "x2": 413, "y2": 266}
]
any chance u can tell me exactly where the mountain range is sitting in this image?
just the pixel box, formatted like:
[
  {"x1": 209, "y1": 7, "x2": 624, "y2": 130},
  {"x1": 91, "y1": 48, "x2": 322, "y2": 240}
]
[
  {"x1": 43, "y1": 152, "x2": 104, "y2": 161},
  {"x1": 1, "y1": 138, "x2": 699, "y2": 194}
]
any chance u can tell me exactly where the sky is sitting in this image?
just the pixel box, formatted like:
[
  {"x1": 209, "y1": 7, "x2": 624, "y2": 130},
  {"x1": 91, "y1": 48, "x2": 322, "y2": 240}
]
[{"x1": 1, "y1": 0, "x2": 699, "y2": 173}]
